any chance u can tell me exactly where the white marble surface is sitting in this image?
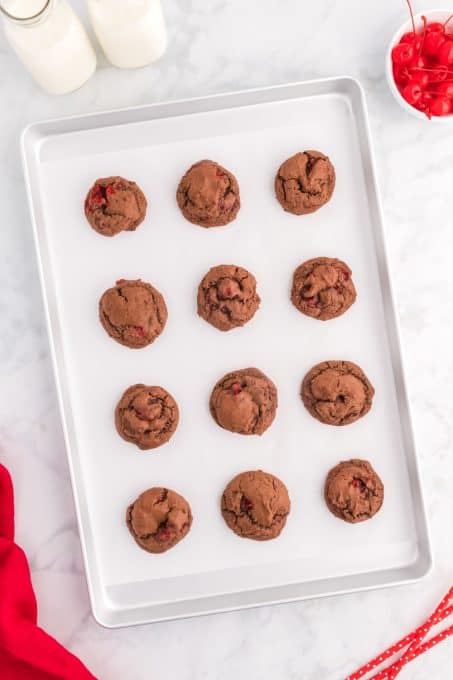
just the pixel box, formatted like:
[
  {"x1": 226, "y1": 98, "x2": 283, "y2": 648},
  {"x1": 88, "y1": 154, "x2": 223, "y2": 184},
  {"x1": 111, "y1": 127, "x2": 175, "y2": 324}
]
[{"x1": 1, "y1": 1, "x2": 453, "y2": 678}]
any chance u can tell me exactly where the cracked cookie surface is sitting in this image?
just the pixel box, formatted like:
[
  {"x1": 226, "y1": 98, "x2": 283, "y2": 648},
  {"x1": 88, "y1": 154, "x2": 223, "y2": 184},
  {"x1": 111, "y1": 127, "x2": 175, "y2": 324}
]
[
  {"x1": 115, "y1": 384, "x2": 179, "y2": 450},
  {"x1": 275, "y1": 150, "x2": 335, "y2": 215},
  {"x1": 324, "y1": 459, "x2": 384, "y2": 523},
  {"x1": 197, "y1": 264, "x2": 260, "y2": 331},
  {"x1": 301, "y1": 360, "x2": 374, "y2": 426},
  {"x1": 221, "y1": 470, "x2": 290, "y2": 540},
  {"x1": 84, "y1": 176, "x2": 147, "y2": 237},
  {"x1": 126, "y1": 487, "x2": 192, "y2": 553},
  {"x1": 99, "y1": 279, "x2": 167, "y2": 349},
  {"x1": 210, "y1": 368, "x2": 278, "y2": 435},
  {"x1": 291, "y1": 257, "x2": 356, "y2": 321},
  {"x1": 176, "y1": 159, "x2": 240, "y2": 227}
]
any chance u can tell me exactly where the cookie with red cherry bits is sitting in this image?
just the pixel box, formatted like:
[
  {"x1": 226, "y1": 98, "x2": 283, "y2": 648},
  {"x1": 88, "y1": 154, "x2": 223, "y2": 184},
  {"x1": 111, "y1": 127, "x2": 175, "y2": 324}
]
[
  {"x1": 221, "y1": 470, "x2": 290, "y2": 540},
  {"x1": 291, "y1": 257, "x2": 356, "y2": 321},
  {"x1": 210, "y1": 368, "x2": 278, "y2": 436},
  {"x1": 176, "y1": 159, "x2": 240, "y2": 227},
  {"x1": 301, "y1": 360, "x2": 374, "y2": 426},
  {"x1": 84, "y1": 176, "x2": 147, "y2": 236},
  {"x1": 275, "y1": 150, "x2": 335, "y2": 215},
  {"x1": 99, "y1": 279, "x2": 167, "y2": 349},
  {"x1": 115, "y1": 384, "x2": 179, "y2": 450},
  {"x1": 324, "y1": 459, "x2": 384, "y2": 523},
  {"x1": 126, "y1": 487, "x2": 192, "y2": 553},
  {"x1": 197, "y1": 264, "x2": 260, "y2": 331}
]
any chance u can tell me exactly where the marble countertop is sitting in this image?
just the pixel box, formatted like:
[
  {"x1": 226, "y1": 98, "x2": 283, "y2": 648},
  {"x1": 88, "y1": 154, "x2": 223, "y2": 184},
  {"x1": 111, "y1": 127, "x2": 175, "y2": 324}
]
[{"x1": 1, "y1": 1, "x2": 453, "y2": 678}]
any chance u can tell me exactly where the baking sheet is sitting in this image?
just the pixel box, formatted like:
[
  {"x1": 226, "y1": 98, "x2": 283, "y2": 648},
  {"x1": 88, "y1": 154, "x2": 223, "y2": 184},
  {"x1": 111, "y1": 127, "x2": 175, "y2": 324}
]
[{"x1": 22, "y1": 78, "x2": 432, "y2": 627}]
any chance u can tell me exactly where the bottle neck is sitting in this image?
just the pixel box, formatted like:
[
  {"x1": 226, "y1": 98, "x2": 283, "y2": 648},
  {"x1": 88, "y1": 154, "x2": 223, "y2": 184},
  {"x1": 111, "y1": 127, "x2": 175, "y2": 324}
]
[{"x1": 0, "y1": 0, "x2": 54, "y2": 26}]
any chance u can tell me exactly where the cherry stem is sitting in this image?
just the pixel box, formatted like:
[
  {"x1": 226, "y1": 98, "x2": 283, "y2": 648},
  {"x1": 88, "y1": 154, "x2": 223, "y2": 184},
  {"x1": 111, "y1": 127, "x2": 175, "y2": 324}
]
[
  {"x1": 405, "y1": 0, "x2": 416, "y2": 35},
  {"x1": 443, "y1": 14, "x2": 453, "y2": 29},
  {"x1": 411, "y1": 67, "x2": 453, "y2": 73},
  {"x1": 418, "y1": 15, "x2": 427, "y2": 56},
  {"x1": 426, "y1": 79, "x2": 453, "y2": 87}
]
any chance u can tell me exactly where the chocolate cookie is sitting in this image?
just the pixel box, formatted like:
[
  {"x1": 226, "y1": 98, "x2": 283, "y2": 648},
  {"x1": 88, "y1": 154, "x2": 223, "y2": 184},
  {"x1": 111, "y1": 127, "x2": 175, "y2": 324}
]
[
  {"x1": 301, "y1": 360, "x2": 374, "y2": 426},
  {"x1": 291, "y1": 257, "x2": 357, "y2": 321},
  {"x1": 84, "y1": 176, "x2": 147, "y2": 237},
  {"x1": 126, "y1": 487, "x2": 192, "y2": 553},
  {"x1": 99, "y1": 279, "x2": 167, "y2": 349},
  {"x1": 115, "y1": 384, "x2": 179, "y2": 450},
  {"x1": 275, "y1": 151, "x2": 335, "y2": 215},
  {"x1": 221, "y1": 470, "x2": 290, "y2": 540},
  {"x1": 176, "y1": 159, "x2": 240, "y2": 227},
  {"x1": 210, "y1": 368, "x2": 278, "y2": 436},
  {"x1": 197, "y1": 264, "x2": 260, "y2": 331},
  {"x1": 324, "y1": 459, "x2": 384, "y2": 523}
]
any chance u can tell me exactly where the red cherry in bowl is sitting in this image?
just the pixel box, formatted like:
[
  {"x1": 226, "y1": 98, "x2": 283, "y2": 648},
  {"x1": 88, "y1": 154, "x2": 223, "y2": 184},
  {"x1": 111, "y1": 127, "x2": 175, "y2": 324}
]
[
  {"x1": 438, "y1": 40, "x2": 453, "y2": 65},
  {"x1": 430, "y1": 96, "x2": 451, "y2": 115},
  {"x1": 424, "y1": 31, "x2": 446, "y2": 57},
  {"x1": 400, "y1": 31, "x2": 417, "y2": 43},
  {"x1": 427, "y1": 64, "x2": 449, "y2": 82},
  {"x1": 402, "y1": 81, "x2": 423, "y2": 104},
  {"x1": 426, "y1": 21, "x2": 445, "y2": 33},
  {"x1": 436, "y1": 81, "x2": 453, "y2": 97},
  {"x1": 411, "y1": 70, "x2": 430, "y2": 87},
  {"x1": 392, "y1": 42, "x2": 415, "y2": 65}
]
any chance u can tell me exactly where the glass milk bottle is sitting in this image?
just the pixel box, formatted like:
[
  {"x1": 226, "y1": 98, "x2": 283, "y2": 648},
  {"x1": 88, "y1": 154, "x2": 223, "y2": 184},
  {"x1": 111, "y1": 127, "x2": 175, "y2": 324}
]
[
  {"x1": 87, "y1": 0, "x2": 167, "y2": 69},
  {"x1": 1, "y1": 0, "x2": 96, "y2": 94}
]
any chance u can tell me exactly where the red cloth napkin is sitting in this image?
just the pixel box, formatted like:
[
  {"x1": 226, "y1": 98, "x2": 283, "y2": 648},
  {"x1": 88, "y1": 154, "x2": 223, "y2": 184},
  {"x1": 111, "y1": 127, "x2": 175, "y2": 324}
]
[{"x1": 0, "y1": 463, "x2": 96, "y2": 680}]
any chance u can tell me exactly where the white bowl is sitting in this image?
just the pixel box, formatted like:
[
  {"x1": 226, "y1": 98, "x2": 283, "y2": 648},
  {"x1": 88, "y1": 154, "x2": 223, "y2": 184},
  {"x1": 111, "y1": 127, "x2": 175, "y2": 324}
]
[{"x1": 386, "y1": 8, "x2": 453, "y2": 121}]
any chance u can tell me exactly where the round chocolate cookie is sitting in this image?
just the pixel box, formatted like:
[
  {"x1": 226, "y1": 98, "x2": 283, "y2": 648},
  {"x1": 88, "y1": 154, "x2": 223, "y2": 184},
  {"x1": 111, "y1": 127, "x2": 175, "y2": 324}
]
[
  {"x1": 291, "y1": 257, "x2": 357, "y2": 321},
  {"x1": 221, "y1": 470, "x2": 290, "y2": 540},
  {"x1": 126, "y1": 487, "x2": 192, "y2": 553},
  {"x1": 210, "y1": 368, "x2": 278, "y2": 436},
  {"x1": 84, "y1": 176, "x2": 147, "y2": 237},
  {"x1": 176, "y1": 159, "x2": 240, "y2": 227},
  {"x1": 197, "y1": 264, "x2": 260, "y2": 331},
  {"x1": 301, "y1": 360, "x2": 374, "y2": 426},
  {"x1": 275, "y1": 150, "x2": 335, "y2": 215},
  {"x1": 115, "y1": 384, "x2": 179, "y2": 450},
  {"x1": 324, "y1": 459, "x2": 384, "y2": 523},
  {"x1": 99, "y1": 279, "x2": 167, "y2": 349}
]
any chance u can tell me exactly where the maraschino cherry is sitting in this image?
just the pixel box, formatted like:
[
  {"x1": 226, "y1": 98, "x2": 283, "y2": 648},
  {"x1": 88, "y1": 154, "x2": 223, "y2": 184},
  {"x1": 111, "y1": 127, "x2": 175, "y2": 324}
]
[{"x1": 391, "y1": 0, "x2": 453, "y2": 118}]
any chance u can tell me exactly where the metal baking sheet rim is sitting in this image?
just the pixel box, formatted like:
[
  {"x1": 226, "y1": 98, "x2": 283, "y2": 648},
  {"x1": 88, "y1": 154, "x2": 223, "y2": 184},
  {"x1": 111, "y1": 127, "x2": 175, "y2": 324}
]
[{"x1": 21, "y1": 77, "x2": 433, "y2": 627}]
